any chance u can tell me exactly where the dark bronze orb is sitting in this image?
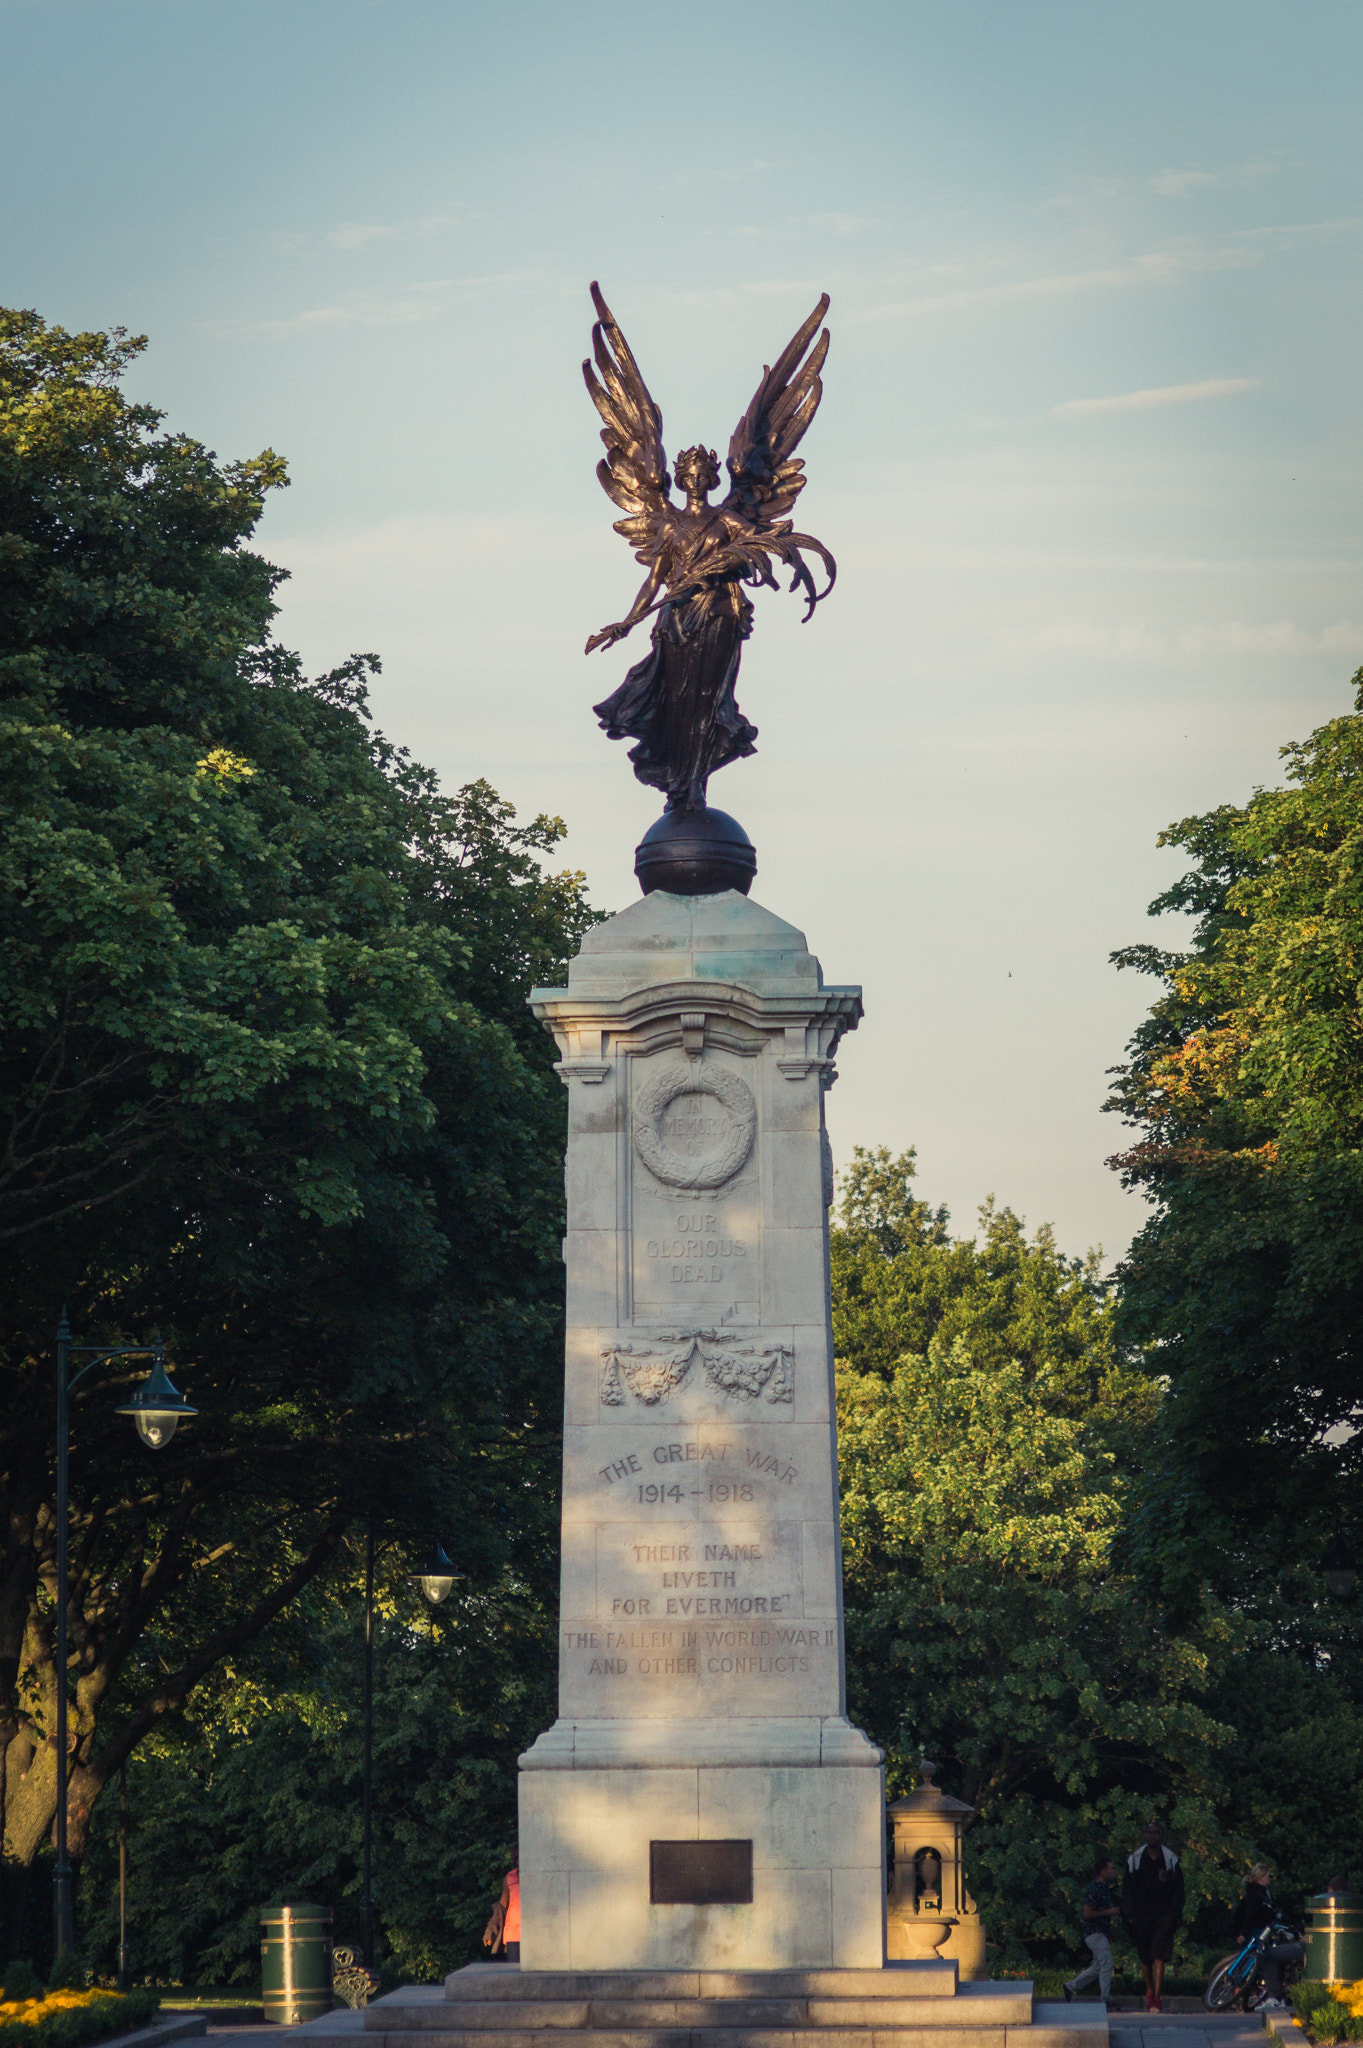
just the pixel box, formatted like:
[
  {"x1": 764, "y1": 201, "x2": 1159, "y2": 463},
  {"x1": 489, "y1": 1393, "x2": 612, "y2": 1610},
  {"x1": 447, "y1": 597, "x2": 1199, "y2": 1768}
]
[{"x1": 633, "y1": 807, "x2": 756, "y2": 896}]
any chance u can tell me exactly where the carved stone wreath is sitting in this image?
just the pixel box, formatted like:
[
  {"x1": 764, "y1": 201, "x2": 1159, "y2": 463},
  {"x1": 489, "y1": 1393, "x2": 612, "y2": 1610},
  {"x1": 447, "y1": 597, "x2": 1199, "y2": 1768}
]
[
  {"x1": 632, "y1": 1061, "x2": 757, "y2": 1190},
  {"x1": 601, "y1": 1329, "x2": 793, "y2": 1406}
]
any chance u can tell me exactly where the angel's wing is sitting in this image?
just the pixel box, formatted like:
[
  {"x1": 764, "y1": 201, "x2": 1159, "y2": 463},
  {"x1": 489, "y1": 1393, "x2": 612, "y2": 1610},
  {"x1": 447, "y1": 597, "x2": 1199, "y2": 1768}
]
[
  {"x1": 582, "y1": 282, "x2": 671, "y2": 558},
  {"x1": 723, "y1": 294, "x2": 830, "y2": 528}
]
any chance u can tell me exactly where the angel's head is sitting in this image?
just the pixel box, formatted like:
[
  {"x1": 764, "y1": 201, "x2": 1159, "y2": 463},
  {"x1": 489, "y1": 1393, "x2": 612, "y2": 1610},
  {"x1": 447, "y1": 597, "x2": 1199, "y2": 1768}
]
[{"x1": 673, "y1": 444, "x2": 721, "y2": 507}]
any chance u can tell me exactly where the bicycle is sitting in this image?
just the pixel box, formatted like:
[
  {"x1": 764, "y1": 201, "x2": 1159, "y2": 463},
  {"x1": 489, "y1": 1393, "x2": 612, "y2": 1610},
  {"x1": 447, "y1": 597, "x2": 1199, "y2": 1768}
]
[{"x1": 1204, "y1": 1921, "x2": 1303, "y2": 2012}]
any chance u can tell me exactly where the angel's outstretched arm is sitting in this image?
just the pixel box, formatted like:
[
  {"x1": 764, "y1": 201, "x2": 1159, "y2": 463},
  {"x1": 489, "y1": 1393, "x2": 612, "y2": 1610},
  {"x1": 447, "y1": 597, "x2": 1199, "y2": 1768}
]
[{"x1": 585, "y1": 554, "x2": 665, "y2": 655}]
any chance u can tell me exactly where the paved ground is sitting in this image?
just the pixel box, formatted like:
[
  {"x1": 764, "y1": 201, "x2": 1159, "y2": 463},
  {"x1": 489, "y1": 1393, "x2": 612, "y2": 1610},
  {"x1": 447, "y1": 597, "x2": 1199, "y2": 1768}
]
[{"x1": 1109, "y1": 2013, "x2": 1270, "y2": 2048}]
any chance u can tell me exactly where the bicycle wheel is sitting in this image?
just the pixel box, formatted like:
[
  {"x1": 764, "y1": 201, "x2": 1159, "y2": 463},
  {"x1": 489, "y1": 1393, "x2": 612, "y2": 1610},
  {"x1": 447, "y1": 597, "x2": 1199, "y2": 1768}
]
[{"x1": 1205, "y1": 1958, "x2": 1241, "y2": 2011}]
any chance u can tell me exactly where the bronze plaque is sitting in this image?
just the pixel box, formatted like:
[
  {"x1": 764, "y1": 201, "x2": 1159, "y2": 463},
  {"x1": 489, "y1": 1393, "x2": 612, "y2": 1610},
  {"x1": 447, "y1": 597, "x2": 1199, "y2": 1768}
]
[{"x1": 650, "y1": 1839, "x2": 753, "y2": 1905}]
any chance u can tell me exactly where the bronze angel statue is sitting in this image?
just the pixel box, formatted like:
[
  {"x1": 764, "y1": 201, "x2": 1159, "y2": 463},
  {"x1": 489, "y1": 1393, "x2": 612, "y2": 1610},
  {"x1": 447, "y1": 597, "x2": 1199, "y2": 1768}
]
[{"x1": 584, "y1": 282, "x2": 835, "y2": 815}]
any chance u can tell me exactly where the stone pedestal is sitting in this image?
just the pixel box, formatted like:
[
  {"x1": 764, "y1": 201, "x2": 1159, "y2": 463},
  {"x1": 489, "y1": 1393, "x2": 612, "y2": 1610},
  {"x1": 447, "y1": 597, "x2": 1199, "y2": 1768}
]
[
  {"x1": 887, "y1": 1765, "x2": 987, "y2": 1980},
  {"x1": 519, "y1": 888, "x2": 885, "y2": 1971}
]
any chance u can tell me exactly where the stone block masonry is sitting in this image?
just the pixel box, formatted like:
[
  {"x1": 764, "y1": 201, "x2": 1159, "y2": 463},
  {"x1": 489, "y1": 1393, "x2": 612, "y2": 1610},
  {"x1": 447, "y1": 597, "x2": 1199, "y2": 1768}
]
[{"x1": 519, "y1": 889, "x2": 883, "y2": 1971}]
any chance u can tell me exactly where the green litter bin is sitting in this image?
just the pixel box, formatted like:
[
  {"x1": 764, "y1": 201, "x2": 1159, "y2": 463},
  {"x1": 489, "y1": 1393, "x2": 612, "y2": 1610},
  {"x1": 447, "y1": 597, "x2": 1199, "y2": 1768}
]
[
  {"x1": 261, "y1": 1900, "x2": 333, "y2": 2024},
  {"x1": 1305, "y1": 1892, "x2": 1363, "y2": 1982}
]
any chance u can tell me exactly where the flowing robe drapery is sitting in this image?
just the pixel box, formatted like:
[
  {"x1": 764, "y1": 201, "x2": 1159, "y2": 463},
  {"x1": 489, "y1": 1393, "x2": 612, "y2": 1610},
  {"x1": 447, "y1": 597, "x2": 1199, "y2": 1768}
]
[{"x1": 592, "y1": 578, "x2": 757, "y2": 812}]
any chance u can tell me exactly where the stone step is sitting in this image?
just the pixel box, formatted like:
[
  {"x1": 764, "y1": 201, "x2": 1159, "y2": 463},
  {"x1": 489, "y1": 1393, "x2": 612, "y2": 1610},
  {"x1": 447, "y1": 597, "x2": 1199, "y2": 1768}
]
[
  {"x1": 386, "y1": 1998, "x2": 1023, "y2": 2031},
  {"x1": 330, "y1": 1993, "x2": 1107, "y2": 2048},
  {"x1": 367, "y1": 2030, "x2": 1014, "y2": 2048},
  {"x1": 380, "y1": 1999, "x2": 1030, "y2": 2034},
  {"x1": 439, "y1": 1971, "x2": 962, "y2": 2007},
  {"x1": 1026, "y1": 2007, "x2": 1109, "y2": 2048}
]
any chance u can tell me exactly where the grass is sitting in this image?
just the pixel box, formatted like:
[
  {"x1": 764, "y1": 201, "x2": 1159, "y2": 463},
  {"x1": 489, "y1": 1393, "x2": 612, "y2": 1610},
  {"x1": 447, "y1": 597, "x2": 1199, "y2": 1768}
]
[{"x1": 152, "y1": 1994, "x2": 260, "y2": 2009}]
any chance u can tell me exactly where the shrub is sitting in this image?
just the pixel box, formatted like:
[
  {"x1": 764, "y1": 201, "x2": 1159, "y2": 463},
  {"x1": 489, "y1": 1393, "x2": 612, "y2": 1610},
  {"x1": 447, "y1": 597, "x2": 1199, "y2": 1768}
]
[
  {"x1": 0, "y1": 1968, "x2": 42, "y2": 2006},
  {"x1": 0, "y1": 1989, "x2": 159, "y2": 2048},
  {"x1": 1289, "y1": 1983, "x2": 1363, "y2": 2042}
]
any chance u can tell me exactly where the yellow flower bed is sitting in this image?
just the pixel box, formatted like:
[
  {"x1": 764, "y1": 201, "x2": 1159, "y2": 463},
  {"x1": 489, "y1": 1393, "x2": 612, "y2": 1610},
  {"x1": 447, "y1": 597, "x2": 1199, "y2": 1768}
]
[
  {"x1": 1, "y1": 1994, "x2": 125, "y2": 2024},
  {"x1": 1326, "y1": 1983, "x2": 1363, "y2": 2018}
]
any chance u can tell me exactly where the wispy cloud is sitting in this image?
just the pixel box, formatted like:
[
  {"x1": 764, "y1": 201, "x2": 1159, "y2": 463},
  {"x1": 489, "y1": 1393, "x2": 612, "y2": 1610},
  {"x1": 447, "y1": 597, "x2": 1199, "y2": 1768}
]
[
  {"x1": 1047, "y1": 159, "x2": 1285, "y2": 211},
  {"x1": 1054, "y1": 376, "x2": 1260, "y2": 418},
  {"x1": 1232, "y1": 218, "x2": 1362, "y2": 244},
  {"x1": 1149, "y1": 160, "x2": 1280, "y2": 196},
  {"x1": 1023, "y1": 617, "x2": 1360, "y2": 662},
  {"x1": 324, "y1": 211, "x2": 466, "y2": 251},
  {"x1": 854, "y1": 243, "x2": 1256, "y2": 323},
  {"x1": 807, "y1": 211, "x2": 868, "y2": 235},
  {"x1": 661, "y1": 280, "x2": 831, "y2": 313},
  {"x1": 269, "y1": 210, "x2": 473, "y2": 258},
  {"x1": 247, "y1": 290, "x2": 444, "y2": 336},
  {"x1": 229, "y1": 271, "x2": 543, "y2": 338}
]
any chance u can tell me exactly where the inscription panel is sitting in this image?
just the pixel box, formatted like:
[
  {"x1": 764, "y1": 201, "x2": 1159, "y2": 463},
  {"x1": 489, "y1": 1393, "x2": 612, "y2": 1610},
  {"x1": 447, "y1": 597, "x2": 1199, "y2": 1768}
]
[
  {"x1": 650, "y1": 1839, "x2": 753, "y2": 1905},
  {"x1": 598, "y1": 1519, "x2": 802, "y2": 1623},
  {"x1": 566, "y1": 1425, "x2": 823, "y2": 1521},
  {"x1": 558, "y1": 1420, "x2": 843, "y2": 1718},
  {"x1": 632, "y1": 1192, "x2": 761, "y2": 1322},
  {"x1": 558, "y1": 1617, "x2": 840, "y2": 1716}
]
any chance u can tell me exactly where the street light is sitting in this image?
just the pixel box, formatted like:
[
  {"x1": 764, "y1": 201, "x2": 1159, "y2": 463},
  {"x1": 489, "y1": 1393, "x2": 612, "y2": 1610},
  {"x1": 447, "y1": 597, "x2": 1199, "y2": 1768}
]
[
  {"x1": 1322, "y1": 1534, "x2": 1358, "y2": 1598},
  {"x1": 52, "y1": 1311, "x2": 198, "y2": 1957},
  {"x1": 357, "y1": 1532, "x2": 462, "y2": 1971}
]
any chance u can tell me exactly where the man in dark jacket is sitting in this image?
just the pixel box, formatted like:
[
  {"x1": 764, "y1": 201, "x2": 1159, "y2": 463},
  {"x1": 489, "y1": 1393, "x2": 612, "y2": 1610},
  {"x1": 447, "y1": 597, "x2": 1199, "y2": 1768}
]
[{"x1": 1121, "y1": 1820, "x2": 1185, "y2": 2011}]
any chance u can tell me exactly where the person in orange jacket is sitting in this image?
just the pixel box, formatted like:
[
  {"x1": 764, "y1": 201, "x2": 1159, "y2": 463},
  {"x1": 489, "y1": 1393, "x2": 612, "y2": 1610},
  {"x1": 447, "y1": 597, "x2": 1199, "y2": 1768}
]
[{"x1": 483, "y1": 1864, "x2": 521, "y2": 1964}]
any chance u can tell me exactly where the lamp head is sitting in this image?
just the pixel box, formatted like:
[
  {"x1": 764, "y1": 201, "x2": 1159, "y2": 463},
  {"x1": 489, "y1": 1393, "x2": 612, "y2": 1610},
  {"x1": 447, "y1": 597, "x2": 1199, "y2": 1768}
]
[
  {"x1": 411, "y1": 1540, "x2": 462, "y2": 1606},
  {"x1": 116, "y1": 1343, "x2": 197, "y2": 1450}
]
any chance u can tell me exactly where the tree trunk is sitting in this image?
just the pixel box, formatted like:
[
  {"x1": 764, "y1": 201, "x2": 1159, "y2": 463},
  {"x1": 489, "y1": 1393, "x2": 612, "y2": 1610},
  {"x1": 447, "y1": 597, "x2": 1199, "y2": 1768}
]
[{"x1": 2, "y1": 1724, "x2": 56, "y2": 1871}]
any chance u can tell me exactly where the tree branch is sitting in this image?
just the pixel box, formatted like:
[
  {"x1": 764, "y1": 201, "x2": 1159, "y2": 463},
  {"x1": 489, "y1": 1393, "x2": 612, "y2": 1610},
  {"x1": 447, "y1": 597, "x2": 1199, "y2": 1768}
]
[{"x1": 85, "y1": 1511, "x2": 350, "y2": 1789}]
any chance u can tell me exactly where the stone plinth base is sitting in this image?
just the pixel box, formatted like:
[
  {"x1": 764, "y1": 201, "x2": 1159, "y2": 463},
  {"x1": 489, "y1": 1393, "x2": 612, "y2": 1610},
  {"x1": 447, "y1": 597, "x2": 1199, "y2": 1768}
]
[
  {"x1": 518, "y1": 1755, "x2": 886, "y2": 1971},
  {"x1": 335, "y1": 1968, "x2": 1109, "y2": 2048}
]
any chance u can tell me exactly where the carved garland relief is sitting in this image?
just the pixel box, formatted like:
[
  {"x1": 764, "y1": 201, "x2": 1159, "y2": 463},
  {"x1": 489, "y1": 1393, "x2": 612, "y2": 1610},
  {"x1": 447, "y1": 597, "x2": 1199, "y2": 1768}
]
[{"x1": 601, "y1": 1329, "x2": 793, "y2": 1407}]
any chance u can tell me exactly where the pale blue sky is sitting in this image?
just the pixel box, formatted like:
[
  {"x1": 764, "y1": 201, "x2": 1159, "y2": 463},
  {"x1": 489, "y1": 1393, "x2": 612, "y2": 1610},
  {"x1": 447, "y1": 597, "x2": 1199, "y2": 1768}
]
[{"x1": 6, "y1": 0, "x2": 1361, "y2": 1257}]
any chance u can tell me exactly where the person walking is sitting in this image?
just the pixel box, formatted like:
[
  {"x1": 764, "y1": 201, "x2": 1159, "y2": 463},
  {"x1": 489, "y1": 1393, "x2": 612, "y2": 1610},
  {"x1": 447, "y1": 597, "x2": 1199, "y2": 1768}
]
[
  {"x1": 483, "y1": 1863, "x2": 521, "y2": 1964},
  {"x1": 1063, "y1": 1853, "x2": 1119, "y2": 2005},
  {"x1": 1230, "y1": 1861, "x2": 1303, "y2": 2009},
  {"x1": 1121, "y1": 1819, "x2": 1185, "y2": 2012}
]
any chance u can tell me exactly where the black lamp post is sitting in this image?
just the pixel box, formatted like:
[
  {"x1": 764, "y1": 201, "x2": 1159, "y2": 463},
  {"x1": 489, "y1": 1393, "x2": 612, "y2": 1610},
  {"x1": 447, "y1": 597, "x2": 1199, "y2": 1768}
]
[
  {"x1": 117, "y1": 1762, "x2": 130, "y2": 1990},
  {"x1": 52, "y1": 1309, "x2": 197, "y2": 1957},
  {"x1": 361, "y1": 1526, "x2": 376, "y2": 1975},
  {"x1": 356, "y1": 1532, "x2": 462, "y2": 1972}
]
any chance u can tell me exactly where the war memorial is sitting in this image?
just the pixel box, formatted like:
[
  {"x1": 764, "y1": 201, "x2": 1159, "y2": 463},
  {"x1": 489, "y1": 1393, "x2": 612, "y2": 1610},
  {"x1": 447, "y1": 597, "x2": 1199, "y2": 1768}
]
[{"x1": 320, "y1": 284, "x2": 1102, "y2": 2048}]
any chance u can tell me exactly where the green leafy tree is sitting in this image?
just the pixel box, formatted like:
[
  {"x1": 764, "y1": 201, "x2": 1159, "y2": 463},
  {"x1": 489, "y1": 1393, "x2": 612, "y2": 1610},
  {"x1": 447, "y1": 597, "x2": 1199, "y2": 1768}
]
[
  {"x1": 832, "y1": 1152, "x2": 1239, "y2": 1967},
  {"x1": 0, "y1": 309, "x2": 592, "y2": 1958},
  {"x1": 1099, "y1": 676, "x2": 1363, "y2": 1930},
  {"x1": 75, "y1": 1543, "x2": 552, "y2": 1986},
  {"x1": 832, "y1": 1146, "x2": 1117, "y2": 1391},
  {"x1": 1199, "y1": 1626, "x2": 1363, "y2": 1927},
  {"x1": 1107, "y1": 670, "x2": 1363, "y2": 1606}
]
